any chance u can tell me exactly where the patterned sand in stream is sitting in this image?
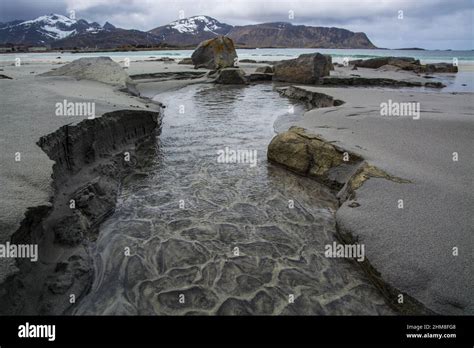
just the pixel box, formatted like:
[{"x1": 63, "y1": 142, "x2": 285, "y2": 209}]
[{"x1": 74, "y1": 84, "x2": 392, "y2": 315}]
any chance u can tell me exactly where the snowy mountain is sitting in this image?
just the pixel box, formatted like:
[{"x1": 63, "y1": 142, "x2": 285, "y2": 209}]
[
  {"x1": 0, "y1": 14, "x2": 376, "y2": 49},
  {"x1": 0, "y1": 14, "x2": 104, "y2": 45},
  {"x1": 148, "y1": 15, "x2": 376, "y2": 48},
  {"x1": 149, "y1": 15, "x2": 232, "y2": 46}
]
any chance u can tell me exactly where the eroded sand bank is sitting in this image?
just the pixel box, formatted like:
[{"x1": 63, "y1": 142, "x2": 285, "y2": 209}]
[{"x1": 280, "y1": 86, "x2": 473, "y2": 314}]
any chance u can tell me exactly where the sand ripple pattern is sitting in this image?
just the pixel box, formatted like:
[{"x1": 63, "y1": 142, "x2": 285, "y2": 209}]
[{"x1": 74, "y1": 84, "x2": 392, "y2": 315}]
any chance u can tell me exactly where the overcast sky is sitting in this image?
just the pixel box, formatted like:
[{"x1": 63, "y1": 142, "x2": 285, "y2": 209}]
[{"x1": 0, "y1": 0, "x2": 472, "y2": 49}]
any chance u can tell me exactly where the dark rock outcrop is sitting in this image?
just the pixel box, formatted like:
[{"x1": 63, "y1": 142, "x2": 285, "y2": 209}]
[
  {"x1": 191, "y1": 36, "x2": 237, "y2": 70},
  {"x1": 350, "y1": 57, "x2": 419, "y2": 69},
  {"x1": 255, "y1": 65, "x2": 274, "y2": 74},
  {"x1": 178, "y1": 58, "x2": 193, "y2": 65},
  {"x1": 350, "y1": 57, "x2": 458, "y2": 73},
  {"x1": 273, "y1": 53, "x2": 332, "y2": 84},
  {"x1": 278, "y1": 86, "x2": 344, "y2": 108},
  {"x1": 422, "y1": 63, "x2": 458, "y2": 73},
  {"x1": 0, "y1": 109, "x2": 162, "y2": 315},
  {"x1": 321, "y1": 76, "x2": 445, "y2": 88},
  {"x1": 247, "y1": 73, "x2": 273, "y2": 82},
  {"x1": 51, "y1": 28, "x2": 162, "y2": 49}
]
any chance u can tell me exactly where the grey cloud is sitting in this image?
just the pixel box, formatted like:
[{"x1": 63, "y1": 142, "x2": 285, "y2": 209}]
[
  {"x1": 0, "y1": 0, "x2": 472, "y2": 49},
  {"x1": 0, "y1": 0, "x2": 67, "y2": 22}
]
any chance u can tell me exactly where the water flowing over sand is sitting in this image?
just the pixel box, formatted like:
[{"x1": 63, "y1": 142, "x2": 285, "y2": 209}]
[{"x1": 73, "y1": 84, "x2": 392, "y2": 315}]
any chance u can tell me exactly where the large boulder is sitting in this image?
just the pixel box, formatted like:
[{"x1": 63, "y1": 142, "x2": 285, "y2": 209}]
[
  {"x1": 191, "y1": 36, "x2": 237, "y2": 70},
  {"x1": 210, "y1": 68, "x2": 247, "y2": 84},
  {"x1": 268, "y1": 127, "x2": 363, "y2": 190},
  {"x1": 40, "y1": 57, "x2": 132, "y2": 87},
  {"x1": 273, "y1": 53, "x2": 332, "y2": 84},
  {"x1": 350, "y1": 57, "x2": 419, "y2": 69}
]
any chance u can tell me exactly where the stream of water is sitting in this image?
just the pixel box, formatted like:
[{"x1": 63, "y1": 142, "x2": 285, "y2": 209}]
[{"x1": 74, "y1": 83, "x2": 392, "y2": 315}]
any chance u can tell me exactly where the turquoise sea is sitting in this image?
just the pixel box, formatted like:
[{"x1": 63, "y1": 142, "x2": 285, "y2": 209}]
[{"x1": 2, "y1": 47, "x2": 473, "y2": 64}]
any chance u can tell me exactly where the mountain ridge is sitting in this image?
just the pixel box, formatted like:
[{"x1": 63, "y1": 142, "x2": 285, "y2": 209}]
[
  {"x1": 227, "y1": 22, "x2": 376, "y2": 49},
  {"x1": 0, "y1": 14, "x2": 377, "y2": 49}
]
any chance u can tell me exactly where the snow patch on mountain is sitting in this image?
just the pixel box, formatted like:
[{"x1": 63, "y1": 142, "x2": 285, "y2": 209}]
[
  {"x1": 168, "y1": 15, "x2": 229, "y2": 35},
  {"x1": 0, "y1": 14, "x2": 105, "y2": 42},
  {"x1": 21, "y1": 14, "x2": 75, "y2": 26},
  {"x1": 43, "y1": 26, "x2": 76, "y2": 39}
]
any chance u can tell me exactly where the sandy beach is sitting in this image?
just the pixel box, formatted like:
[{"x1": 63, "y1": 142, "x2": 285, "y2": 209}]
[
  {"x1": 0, "y1": 54, "x2": 472, "y2": 315},
  {"x1": 285, "y1": 86, "x2": 473, "y2": 314}
]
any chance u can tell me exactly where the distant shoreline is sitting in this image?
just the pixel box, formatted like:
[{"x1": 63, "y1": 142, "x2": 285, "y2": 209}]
[{"x1": 2, "y1": 47, "x2": 474, "y2": 56}]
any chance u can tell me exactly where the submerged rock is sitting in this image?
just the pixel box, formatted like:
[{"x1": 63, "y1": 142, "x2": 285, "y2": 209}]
[
  {"x1": 273, "y1": 53, "x2": 332, "y2": 84},
  {"x1": 210, "y1": 67, "x2": 247, "y2": 84},
  {"x1": 191, "y1": 36, "x2": 238, "y2": 70}
]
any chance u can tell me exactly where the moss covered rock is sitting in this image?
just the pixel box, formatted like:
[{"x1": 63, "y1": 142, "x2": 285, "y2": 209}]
[{"x1": 191, "y1": 36, "x2": 237, "y2": 70}]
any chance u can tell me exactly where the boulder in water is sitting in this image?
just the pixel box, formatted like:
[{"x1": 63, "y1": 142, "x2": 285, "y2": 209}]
[
  {"x1": 268, "y1": 127, "x2": 364, "y2": 190},
  {"x1": 273, "y1": 53, "x2": 332, "y2": 84},
  {"x1": 255, "y1": 65, "x2": 274, "y2": 74},
  {"x1": 191, "y1": 36, "x2": 237, "y2": 70},
  {"x1": 210, "y1": 68, "x2": 247, "y2": 84}
]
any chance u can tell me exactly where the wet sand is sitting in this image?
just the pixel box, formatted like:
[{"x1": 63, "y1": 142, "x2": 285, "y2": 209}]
[{"x1": 0, "y1": 57, "x2": 471, "y2": 314}]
